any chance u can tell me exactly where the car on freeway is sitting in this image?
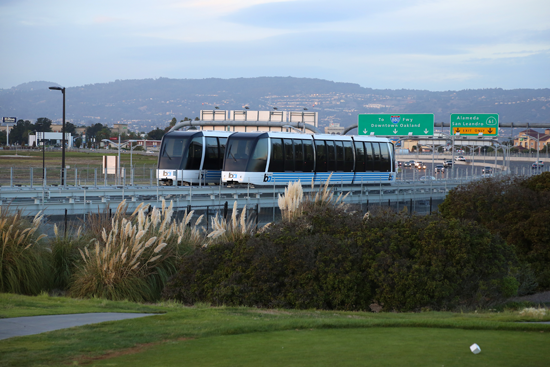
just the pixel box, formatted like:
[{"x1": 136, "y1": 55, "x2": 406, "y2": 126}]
[
  {"x1": 403, "y1": 160, "x2": 415, "y2": 168},
  {"x1": 482, "y1": 166, "x2": 493, "y2": 174},
  {"x1": 415, "y1": 161, "x2": 427, "y2": 169},
  {"x1": 443, "y1": 160, "x2": 453, "y2": 168},
  {"x1": 455, "y1": 155, "x2": 466, "y2": 162},
  {"x1": 532, "y1": 161, "x2": 544, "y2": 169},
  {"x1": 420, "y1": 175, "x2": 436, "y2": 182},
  {"x1": 434, "y1": 164, "x2": 445, "y2": 173},
  {"x1": 397, "y1": 161, "x2": 403, "y2": 167}
]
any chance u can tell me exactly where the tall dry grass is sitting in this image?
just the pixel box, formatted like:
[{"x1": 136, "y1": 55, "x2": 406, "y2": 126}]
[
  {"x1": 70, "y1": 199, "x2": 204, "y2": 301},
  {"x1": 50, "y1": 224, "x2": 86, "y2": 291},
  {"x1": 0, "y1": 208, "x2": 49, "y2": 295},
  {"x1": 207, "y1": 201, "x2": 258, "y2": 246},
  {"x1": 277, "y1": 174, "x2": 350, "y2": 222}
]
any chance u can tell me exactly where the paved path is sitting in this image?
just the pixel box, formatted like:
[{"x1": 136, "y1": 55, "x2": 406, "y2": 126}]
[{"x1": 0, "y1": 313, "x2": 156, "y2": 340}]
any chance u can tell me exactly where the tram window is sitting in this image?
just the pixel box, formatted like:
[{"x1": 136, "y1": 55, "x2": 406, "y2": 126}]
[
  {"x1": 159, "y1": 136, "x2": 190, "y2": 170},
  {"x1": 270, "y1": 138, "x2": 284, "y2": 172},
  {"x1": 203, "y1": 137, "x2": 219, "y2": 170},
  {"x1": 379, "y1": 143, "x2": 390, "y2": 172},
  {"x1": 344, "y1": 141, "x2": 354, "y2": 172},
  {"x1": 186, "y1": 136, "x2": 203, "y2": 170},
  {"x1": 248, "y1": 138, "x2": 268, "y2": 172},
  {"x1": 303, "y1": 140, "x2": 314, "y2": 172},
  {"x1": 294, "y1": 140, "x2": 303, "y2": 171},
  {"x1": 315, "y1": 140, "x2": 327, "y2": 172},
  {"x1": 372, "y1": 142, "x2": 381, "y2": 171},
  {"x1": 327, "y1": 140, "x2": 336, "y2": 172},
  {"x1": 354, "y1": 141, "x2": 365, "y2": 172},
  {"x1": 219, "y1": 137, "x2": 227, "y2": 160},
  {"x1": 284, "y1": 139, "x2": 294, "y2": 171},
  {"x1": 335, "y1": 141, "x2": 344, "y2": 171},
  {"x1": 365, "y1": 142, "x2": 374, "y2": 171}
]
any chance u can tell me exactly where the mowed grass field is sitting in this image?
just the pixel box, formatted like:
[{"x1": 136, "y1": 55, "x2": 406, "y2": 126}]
[
  {"x1": 1, "y1": 294, "x2": 549, "y2": 367},
  {"x1": 0, "y1": 149, "x2": 158, "y2": 186},
  {"x1": 0, "y1": 149, "x2": 159, "y2": 168}
]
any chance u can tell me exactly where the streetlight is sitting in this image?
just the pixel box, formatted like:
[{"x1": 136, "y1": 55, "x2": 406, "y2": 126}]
[{"x1": 49, "y1": 86, "x2": 66, "y2": 186}]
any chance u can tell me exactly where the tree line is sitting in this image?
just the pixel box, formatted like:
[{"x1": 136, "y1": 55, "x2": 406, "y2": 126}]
[{"x1": 0, "y1": 117, "x2": 188, "y2": 147}]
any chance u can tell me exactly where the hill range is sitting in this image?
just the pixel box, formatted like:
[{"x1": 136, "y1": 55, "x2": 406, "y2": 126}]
[{"x1": 1, "y1": 77, "x2": 549, "y2": 134}]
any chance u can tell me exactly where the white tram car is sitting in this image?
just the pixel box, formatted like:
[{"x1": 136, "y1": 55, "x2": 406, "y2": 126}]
[
  {"x1": 221, "y1": 132, "x2": 396, "y2": 186},
  {"x1": 157, "y1": 130, "x2": 233, "y2": 186}
]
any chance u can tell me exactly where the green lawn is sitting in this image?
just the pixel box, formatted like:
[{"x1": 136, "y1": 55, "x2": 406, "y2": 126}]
[
  {"x1": 1, "y1": 294, "x2": 549, "y2": 367},
  {"x1": 89, "y1": 328, "x2": 550, "y2": 367}
]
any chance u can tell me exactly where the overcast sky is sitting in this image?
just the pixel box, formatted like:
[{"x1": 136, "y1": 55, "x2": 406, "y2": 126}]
[{"x1": 1, "y1": 0, "x2": 549, "y2": 91}]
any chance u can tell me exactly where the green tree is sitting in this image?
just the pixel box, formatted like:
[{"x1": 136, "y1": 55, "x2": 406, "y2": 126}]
[
  {"x1": 64, "y1": 121, "x2": 76, "y2": 135},
  {"x1": 85, "y1": 123, "x2": 109, "y2": 146},
  {"x1": 34, "y1": 118, "x2": 53, "y2": 133},
  {"x1": 147, "y1": 128, "x2": 165, "y2": 140},
  {"x1": 0, "y1": 131, "x2": 6, "y2": 145},
  {"x1": 9, "y1": 120, "x2": 34, "y2": 145}
]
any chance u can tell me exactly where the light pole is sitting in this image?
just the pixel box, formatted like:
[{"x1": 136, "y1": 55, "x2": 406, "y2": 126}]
[{"x1": 49, "y1": 86, "x2": 66, "y2": 186}]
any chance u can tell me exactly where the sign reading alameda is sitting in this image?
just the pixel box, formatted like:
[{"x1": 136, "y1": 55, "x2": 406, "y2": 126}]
[
  {"x1": 358, "y1": 114, "x2": 434, "y2": 137},
  {"x1": 450, "y1": 113, "x2": 499, "y2": 136}
]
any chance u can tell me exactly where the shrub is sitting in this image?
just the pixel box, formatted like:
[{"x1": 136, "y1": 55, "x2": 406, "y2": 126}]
[
  {"x1": 164, "y1": 203, "x2": 371, "y2": 310},
  {"x1": 0, "y1": 209, "x2": 49, "y2": 295},
  {"x1": 164, "y1": 205, "x2": 518, "y2": 312},
  {"x1": 439, "y1": 174, "x2": 550, "y2": 289}
]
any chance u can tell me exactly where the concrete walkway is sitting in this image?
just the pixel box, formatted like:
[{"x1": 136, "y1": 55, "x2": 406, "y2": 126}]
[{"x1": 0, "y1": 313, "x2": 156, "y2": 340}]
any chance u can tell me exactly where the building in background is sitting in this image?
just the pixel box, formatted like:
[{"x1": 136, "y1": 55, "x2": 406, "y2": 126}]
[
  {"x1": 324, "y1": 123, "x2": 344, "y2": 135},
  {"x1": 196, "y1": 110, "x2": 318, "y2": 133},
  {"x1": 514, "y1": 129, "x2": 550, "y2": 150},
  {"x1": 111, "y1": 123, "x2": 129, "y2": 135}
]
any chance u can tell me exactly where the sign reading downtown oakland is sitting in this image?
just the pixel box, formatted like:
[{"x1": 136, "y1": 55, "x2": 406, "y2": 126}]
[
  {"x1": 358, "y1": 114, "x2": 434, "y2": 136},
  {"x1": 450, "y1": 113, "x2": 498, "y2": 136}
]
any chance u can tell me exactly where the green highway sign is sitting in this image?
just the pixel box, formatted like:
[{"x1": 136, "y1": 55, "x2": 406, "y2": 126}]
[
  {"x1": 450, "y1": 113, "x2": 498, "y2": 136},
  {"x1": 358, "y1": 114, "x2": 434, "y2": 136}
]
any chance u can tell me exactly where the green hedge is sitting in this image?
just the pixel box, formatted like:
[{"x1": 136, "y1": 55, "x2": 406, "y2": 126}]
[
  {"x1": 163, "y1": 206, "x2": 518, "y2": 312},
  {"x1": 440, "y1": 172, "x2": 550, "y2": 289}
]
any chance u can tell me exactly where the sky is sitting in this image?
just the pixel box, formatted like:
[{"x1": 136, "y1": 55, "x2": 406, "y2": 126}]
[{"x1": 1, "y1": 0, "x2": 549, "y2": 91}]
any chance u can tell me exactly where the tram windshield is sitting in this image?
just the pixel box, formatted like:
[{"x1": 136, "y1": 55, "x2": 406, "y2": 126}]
[
  {"x1": 158, "y1": 135, "x2": 191, "y2": 169},
  {"x1": 224, "y1": 135, "x2": 268, "y2": 172}
]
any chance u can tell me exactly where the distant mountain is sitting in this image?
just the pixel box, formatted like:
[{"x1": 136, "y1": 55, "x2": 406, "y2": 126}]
[{"x1": 1, "y1": 77, "x2": 549, "y2": 133}]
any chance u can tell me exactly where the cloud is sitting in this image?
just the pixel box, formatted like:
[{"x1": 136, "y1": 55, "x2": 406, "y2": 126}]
[
  {"x1": 93, "y1": 16, "x2": 118, "y2": 24},
  {"x1": 221, "y1": 0, "x2": 406, "y2": 29}
]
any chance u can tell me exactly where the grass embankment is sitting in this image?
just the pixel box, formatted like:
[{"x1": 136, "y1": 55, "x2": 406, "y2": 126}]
[
  {"x1": 0, "y1": 150, "x2": 158, "y2": 168},
  {"x1": 1, "y1": 293, "x2": 549, "y2": 366}
]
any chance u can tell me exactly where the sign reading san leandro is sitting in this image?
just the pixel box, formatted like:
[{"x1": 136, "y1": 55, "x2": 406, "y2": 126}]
[
  {"x1": 450, "y1": 113, "x2": 498, "y2": 136},
  {"x1": 358, "y1": 114, "x2": 434, "y2": 136}
]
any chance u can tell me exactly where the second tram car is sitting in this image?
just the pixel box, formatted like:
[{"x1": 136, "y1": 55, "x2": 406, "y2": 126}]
[
  {"x1": 222, "y1": 132, "x2": 395, "y2": 186},
  {"x1": 157, "y1": 130, "x2": 233, "y2": 185}
]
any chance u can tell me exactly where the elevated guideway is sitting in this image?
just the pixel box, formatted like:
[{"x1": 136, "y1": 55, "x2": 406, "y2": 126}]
[{"x1": 0, "y1": 178, "x2": 475, "y2": 217}]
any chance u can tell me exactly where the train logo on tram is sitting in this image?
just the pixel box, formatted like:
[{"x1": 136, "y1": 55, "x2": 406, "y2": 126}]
[
  {"x1": 263, "y1": 174, "x2": 272, "y2": 182},
  {"x1": 162, "y1": 171, "x2": 173, "y2": 177}
]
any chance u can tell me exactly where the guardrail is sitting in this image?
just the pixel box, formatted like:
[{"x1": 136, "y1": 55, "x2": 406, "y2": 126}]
[{"x1": 0, "y1": 177, "x2": 473, "y2": 217}]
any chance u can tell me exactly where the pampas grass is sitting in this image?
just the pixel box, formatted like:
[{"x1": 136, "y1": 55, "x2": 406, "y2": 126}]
[
  {"x1": 50, "y1": 224, "x2": 86, "y2": 291},
  {"x1": 70, "y1": 199, "x2": 205, "y2": 302},
  {"x1": 276, "y1": 174, "x2": 351, "y2": 223},
  {"x1": 0, "y1": 208, "x2": 49, "y2": 295},
  {"x1": 207, "y1": 201, "x2": 258, "y2": 245},
  {"x1": 519, "y1": 307, "x2": 547, "y2": 318}
]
